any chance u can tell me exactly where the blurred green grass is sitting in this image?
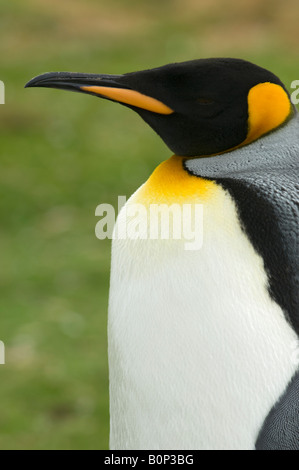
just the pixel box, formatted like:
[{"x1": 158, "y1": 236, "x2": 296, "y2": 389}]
[{"x1": 0, "y1": 0, "x2": 298, "y2": 450}]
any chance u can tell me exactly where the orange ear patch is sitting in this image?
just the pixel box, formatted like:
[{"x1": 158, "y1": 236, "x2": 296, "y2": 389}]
[{"x1": 243, "y1": 82, "x2": 292, "y2": 145}]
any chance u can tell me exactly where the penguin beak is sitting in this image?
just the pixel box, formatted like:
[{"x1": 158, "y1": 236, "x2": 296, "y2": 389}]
[{"x1": 25, "y1": 72, "x2": 174, "y2": 116}]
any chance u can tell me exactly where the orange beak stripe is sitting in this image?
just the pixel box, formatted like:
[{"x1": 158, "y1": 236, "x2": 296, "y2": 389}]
[{"x1": 80, "y1": 86, "x2": 174, "y2": 115}]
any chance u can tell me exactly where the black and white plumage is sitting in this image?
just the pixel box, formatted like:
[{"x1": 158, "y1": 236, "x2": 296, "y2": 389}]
[{"x1": 26, "y1": 59, "x2": 299, "y2": 450}]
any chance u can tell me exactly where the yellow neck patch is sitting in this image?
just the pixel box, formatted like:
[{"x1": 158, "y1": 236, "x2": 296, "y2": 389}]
[
  {"x1": 133, "y1": 155, "x2": 216, "y2": 205},
  {"x1": 241, "y1": 82, "x2": 292, "y2": 147}
]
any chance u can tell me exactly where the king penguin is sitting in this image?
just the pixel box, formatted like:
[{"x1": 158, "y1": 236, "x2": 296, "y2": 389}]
[{"x1": 26, "y1": 58, "x2": 299, "y2": 450}]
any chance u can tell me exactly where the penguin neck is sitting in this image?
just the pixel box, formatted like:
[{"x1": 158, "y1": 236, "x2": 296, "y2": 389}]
[
  {"x1": 132, "y1": 112, "x2": 299, "y2": 205},
  {"x1": 185, "y1": 111, "x2": 299, "y2": 178}
]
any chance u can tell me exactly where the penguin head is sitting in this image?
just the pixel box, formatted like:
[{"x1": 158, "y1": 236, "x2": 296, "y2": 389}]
[{"x1": 26, "y1": 58, "x2": 294, "y2": 157}]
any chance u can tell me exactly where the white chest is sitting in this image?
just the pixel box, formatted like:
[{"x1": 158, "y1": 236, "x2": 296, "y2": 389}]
[{"x1": 108, "y1": 157, "x2": 297, "y2": 450}]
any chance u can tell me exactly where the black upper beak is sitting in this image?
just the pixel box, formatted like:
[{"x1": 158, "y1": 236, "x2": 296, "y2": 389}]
[
  {"x1": 25, "y1": 72, "x2": 174, "y2": 115},
  {"x1": 25, "y1": 72, "x2": 128, "y2": 94}
]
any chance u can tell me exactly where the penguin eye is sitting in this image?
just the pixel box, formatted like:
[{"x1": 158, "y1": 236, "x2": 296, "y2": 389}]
[{"x1": 197, "y1": 97, "x2": 215, "y2": 105}]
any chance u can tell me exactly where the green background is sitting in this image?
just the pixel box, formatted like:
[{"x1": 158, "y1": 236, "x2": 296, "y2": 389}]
[{"x1": 0, "y1": 0, "x2": 298, "y2": 450}]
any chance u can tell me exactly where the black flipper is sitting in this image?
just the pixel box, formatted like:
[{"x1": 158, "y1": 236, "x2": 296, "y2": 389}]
[{"x1": 256, "y1": 370, "x2": 299, "y2": 450}]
